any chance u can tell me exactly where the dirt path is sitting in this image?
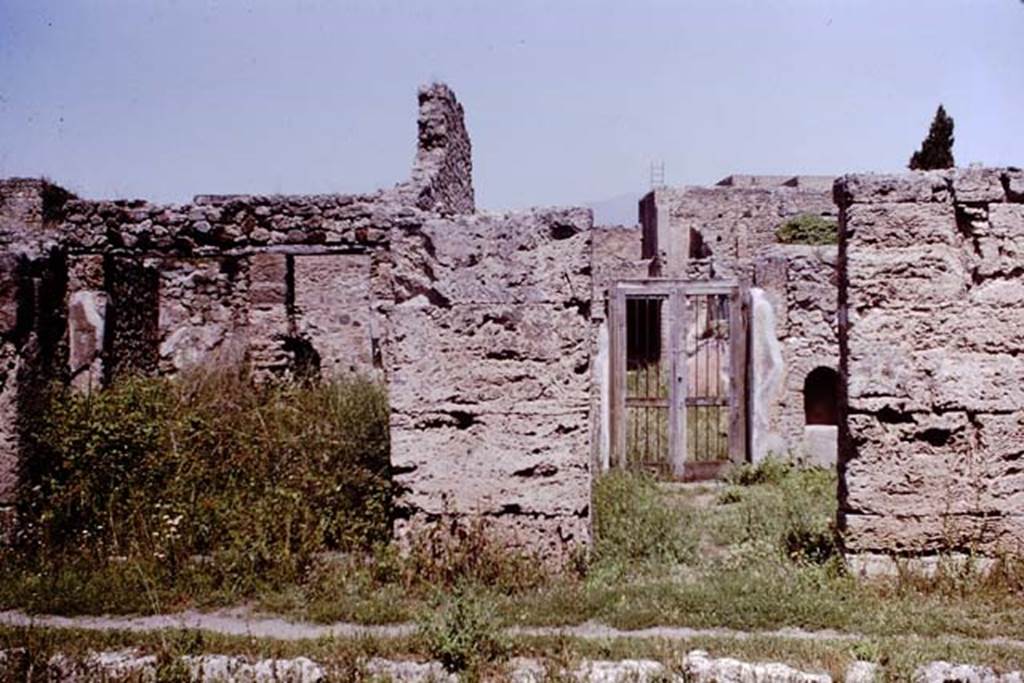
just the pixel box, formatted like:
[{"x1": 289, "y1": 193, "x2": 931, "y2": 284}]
[{"x1": 3, "y1": 608, "x2": 1024, "y2": 652}]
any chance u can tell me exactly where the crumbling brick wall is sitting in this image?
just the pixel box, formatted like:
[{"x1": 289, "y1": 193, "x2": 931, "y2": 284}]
[
  {"x1": 401, "y1": 83, "x2": 475, "y2": 216},
  {"x1": 641, "y1": 176, "x2": 836, "y2": 276},
  {"x1": 387, "y1": 208, "x2": 594, "y2": 560},
  {"x1": 836, "y1": 167, "x2": 1024, "y2": 557},
  {"x1": 0, "y1": 82, "x2": 485, "y2": 538},
  {"x1": 57, "y1": 193, "x2": 401, "y2": 383}
]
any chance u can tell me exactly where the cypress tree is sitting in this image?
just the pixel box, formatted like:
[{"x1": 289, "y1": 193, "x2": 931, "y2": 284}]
[{"x1": 909, "y1": 105, "x2": 955, "y2": 170}]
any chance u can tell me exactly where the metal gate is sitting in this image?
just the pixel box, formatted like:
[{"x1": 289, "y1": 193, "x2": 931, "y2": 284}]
[{"x1": 609, "y1": 280, "x2": 747, "y2": 480}]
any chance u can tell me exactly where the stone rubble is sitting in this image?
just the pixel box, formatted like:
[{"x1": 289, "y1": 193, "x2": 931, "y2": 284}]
[{"x1": 10, "y1": 645, "x2": 1024, "y2": 682}]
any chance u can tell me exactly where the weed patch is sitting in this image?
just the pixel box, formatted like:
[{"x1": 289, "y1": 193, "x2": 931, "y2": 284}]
[
  {"x1": 6, "y1": 367, "x2": 392, "y2": 611},
  {"x1": 775, "y1": 214, "x2": 838, "y2": 245},
  {"x1": 418, "y1": 589, "x2": 509, "y2": 677}
]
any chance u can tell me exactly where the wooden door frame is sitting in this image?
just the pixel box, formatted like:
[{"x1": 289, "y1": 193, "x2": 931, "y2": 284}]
[{"x1": 609, "y1": 279, "x2": 748, "y2": 478}]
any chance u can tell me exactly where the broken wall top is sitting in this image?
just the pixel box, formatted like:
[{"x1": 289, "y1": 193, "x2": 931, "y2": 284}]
[
  {"x1": 834, "y1": 167, "x2": 1024, "y2": 207},
  {"x1": 2, "y1": 82, "x2": 476, "y2": 258}
]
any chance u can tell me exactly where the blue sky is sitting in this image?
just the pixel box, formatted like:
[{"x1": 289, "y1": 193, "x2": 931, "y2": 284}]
[{"x1": 1, "y1": 0, "x2": 1022, "y2": 216}]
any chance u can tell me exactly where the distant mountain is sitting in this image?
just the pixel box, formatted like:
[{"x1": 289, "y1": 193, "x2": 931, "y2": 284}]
[{"x1": 585, "y1": 192, "x2": 643, "y2": 227}]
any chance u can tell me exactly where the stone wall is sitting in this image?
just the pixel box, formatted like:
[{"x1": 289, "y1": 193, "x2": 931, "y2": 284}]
[
  {"x1": 56, "y1": 193, "x2": 407, "y2": 383},
  {"x1": 0, "y1": 179, "x2": 71, "y2": 530},
  {"x1": 641, "y1": 176, "x2": 836, "y2": 277},
  {"x1": 401, "y1": 83, "x2": 475, "y2": 216},
  {"x1": 837, "y1": 167, "x2": 1024, "y2": 557},
  {"x1": 0, "y1": 82, "x2": 486, "y2": 538},
  {"x1": 387, "y1": 208, "x2": 594, "y2": 560},
  {"x1": 749, "y1": 246, "x2": 838, "y2": 465},
  {"x1": 0, "y1": 82, "x2": 598, "y2": 560},
  {"x1": 673, "y1": 182, "x2": 836, "y2": 271}
]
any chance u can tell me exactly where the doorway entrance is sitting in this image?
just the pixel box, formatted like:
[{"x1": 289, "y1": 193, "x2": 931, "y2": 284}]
[{"x1": 609, "y1": 280, "x2": 747, "y2": 480}]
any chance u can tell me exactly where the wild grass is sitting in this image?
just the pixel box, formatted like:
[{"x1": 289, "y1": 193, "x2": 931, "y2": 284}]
[
  {"x1": 5, "y1": 373, "x2": 1024, "y2": 674},
  {"x1": 3, "y1": 366, "x2": 393, "y2": 614}
]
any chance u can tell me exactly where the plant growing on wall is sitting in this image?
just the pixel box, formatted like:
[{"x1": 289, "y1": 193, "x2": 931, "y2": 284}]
[
  {"x1": 908, "y1": 105, "x2": 955, "y2": 170},
  {"x1": 775, "y1": 214, "x2": 838, "y2": 245}
]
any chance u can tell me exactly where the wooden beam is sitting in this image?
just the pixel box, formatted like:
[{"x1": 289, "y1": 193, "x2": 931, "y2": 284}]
[
  {"x1": 669, "y1": 286, "x2": 687, "y2": 478},
  {"x1": 610, "y1": 286, "x2": 628, "y2": 468},
  {"x1": 728, "y1": 286, "x2": 749, "y2": 464}
]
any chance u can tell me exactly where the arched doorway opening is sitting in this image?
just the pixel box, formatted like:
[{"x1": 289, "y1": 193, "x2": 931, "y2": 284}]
[{"x1": 804, "y1": 366, "x2": 839, "y2": 426}]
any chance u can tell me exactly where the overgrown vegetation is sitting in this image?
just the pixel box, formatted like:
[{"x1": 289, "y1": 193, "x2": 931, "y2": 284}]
[
  {"x1": 5, "y1": 377, "x2": 1024, "y2": 676},
  {"x1": 4, "y1": 367, "x2": 393, "y2": 612},
  {"x1": 592, "y1": 471, "x2": 696, "y2": 569},
  {"x1": 418, "y1": 588, "x2": 510, "y2": 678},
  {"x1": 775, "y1": 213, "x2": 838, "y2": 245}
]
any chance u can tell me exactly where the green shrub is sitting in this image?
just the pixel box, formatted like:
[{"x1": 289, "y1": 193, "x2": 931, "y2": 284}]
[
  {"x1": 592, "y1": 471, "x2": 695, "y2": 569},
  {"x1": 16, "y1": 366, "x2": 393, "y2": 590},
  {"x1": 718, "y1": 463, "x2": 839, "y2": 564},
  {"x1": 417, "y1": 588, "x2": 509, "y2": 676},
  {"x1": 726, "y1": 457, "x2": 793, "y2": 487},
  {"x1": 775, "y1": 214, "x2": 838, "y2": 245}
]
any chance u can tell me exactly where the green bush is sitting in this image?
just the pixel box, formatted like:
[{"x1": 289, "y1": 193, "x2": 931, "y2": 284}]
[
  {"x1": 717, "y1": 462, "x2": 839, "y2": 564},
  {"x1": 726, "y1": 457, "x2": 793, "y2": 487},
  {"x1": 16, "y1": 367, "x2": 393, "y2": 586},
  {"x1": 417, "y1": 588, "x2": 509, "y2": 675},
  {"x1": 775, "y1": 214, "x2": 838, "y2": 245},
  {"x1": 592, "y1": 471, "x2": 695, "y2": 569}
]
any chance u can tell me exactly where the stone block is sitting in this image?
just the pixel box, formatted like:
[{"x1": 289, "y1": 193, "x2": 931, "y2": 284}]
[
  {"x1": 390, "y1": 410, "x2": 590, "y2": 517},
  {"x1": 843, "y1": 203, "x2": 956, "y2": 247},
  {"x1": 928, "y1": 352, "x2": 1024, "y2": 412},
  {"x1": 952, "y1": 167, "x2": 1006, "y2": 203},
  {"x1": 387, "y1": 207, "x2": 593, "y2": 560},
  {"x1": 986, "y1": 202, "x2": 1024, "y2": 237},
  {"x1": 395, "y1": 511, "x2": 590, "y2": 563},
  {"x1": 801, "y1": 425, "x2": 837, "y2": 467},
  {"x1": 390, "y1": 209, "x2": 591, "y2": 306},
  {"x1": 387, "y1": 303, "x2": 590, "y2": 415},
  {"x1": 845, "y1": 341, "x2": 932, "y2": 411},
  {"x1": 835, "y1": 172, "x2": 951, "y2": 205},
  {"x1": 844, "y1": 246, "x2": 968, "y2": 310}
]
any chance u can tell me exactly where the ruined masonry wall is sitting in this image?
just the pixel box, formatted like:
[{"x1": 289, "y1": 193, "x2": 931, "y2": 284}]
[
  {"x1": 401, "y1": 83, "x2": 475, "y2": 215},
  {"x1": 837, "y1": 167, "x2": 1024, "y2": 556},
  {"x1": 668, "y1": 185, "x2": 836, "y2": 275},
  {"x1": 0, "y1": 83, "x2": 477, "y2": 533},
  {"x1": 58, "y1": 193, "x2": 406, "y2": 385},
  {"x1": 387, "y1": 208, "x2": 594, "y2": 560},
  {"x1": 750, "y1": 246, "x2": 838, "y2": 463}
]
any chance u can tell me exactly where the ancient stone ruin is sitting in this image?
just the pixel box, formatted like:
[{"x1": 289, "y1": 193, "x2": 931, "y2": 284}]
[
  {"x1": 2, "y1": 82, "x2": 1023, "y2": 565},
  {"x1": 836, "y1": 168, "x2": 1024, "y2": 564}
]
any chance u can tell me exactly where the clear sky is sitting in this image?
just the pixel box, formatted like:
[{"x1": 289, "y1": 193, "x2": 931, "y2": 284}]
[{"x1": 1, "y1": 0, "x2": 1022, "y2": 214}]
